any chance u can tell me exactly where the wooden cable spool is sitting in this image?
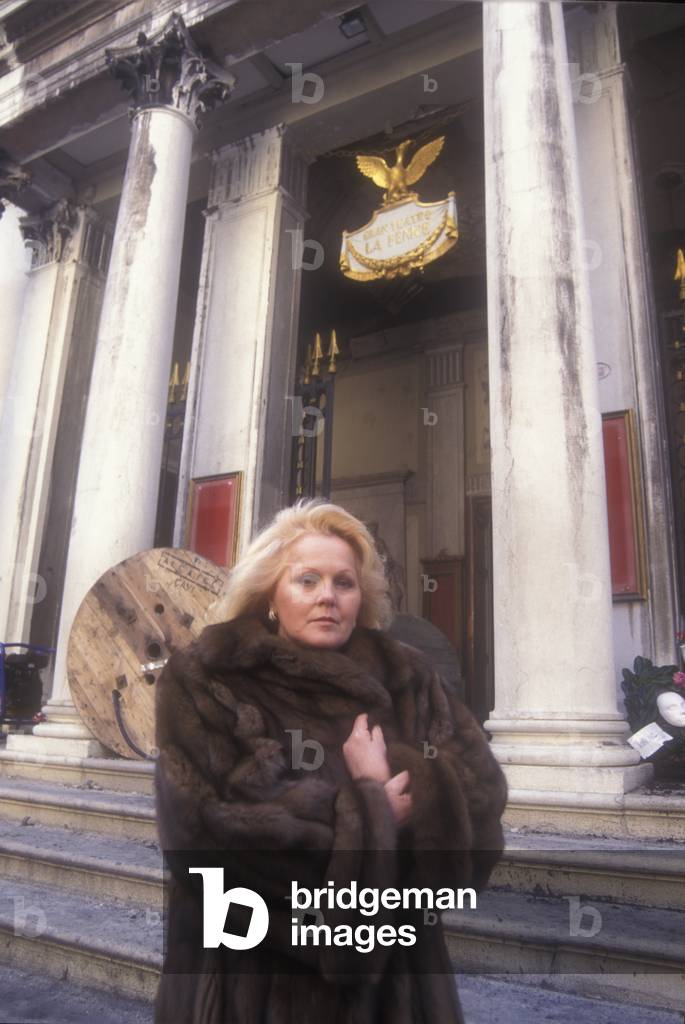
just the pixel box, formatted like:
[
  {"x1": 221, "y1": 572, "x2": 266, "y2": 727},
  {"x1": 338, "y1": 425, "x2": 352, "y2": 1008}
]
[{"x1": 67, "y1": 548, "x2": 231, "y2": 760}]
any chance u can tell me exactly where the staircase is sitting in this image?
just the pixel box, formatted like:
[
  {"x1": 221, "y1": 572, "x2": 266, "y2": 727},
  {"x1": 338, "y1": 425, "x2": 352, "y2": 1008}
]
[
  {"x1": 0, "y1": 742, "x2": 161, "y2": 1014},
  {"x1": 444, "y1": 828, "x2": 685, "y2": 1014},
  {"x1": 0, "y1": 742, "x2": 684, "y2": 1022}
]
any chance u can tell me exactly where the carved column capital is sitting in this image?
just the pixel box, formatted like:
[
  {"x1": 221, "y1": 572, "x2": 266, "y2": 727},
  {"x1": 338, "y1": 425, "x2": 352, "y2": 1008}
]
[
  {"x1": 20, "y1": 198, "x2": 77, "y2": 267},
  {"x1": 0, "y1": 149, "x2": 31, "y2": 218},
  {"x1": 105, "y1": 12, "x2": 235, "y2": 129}
]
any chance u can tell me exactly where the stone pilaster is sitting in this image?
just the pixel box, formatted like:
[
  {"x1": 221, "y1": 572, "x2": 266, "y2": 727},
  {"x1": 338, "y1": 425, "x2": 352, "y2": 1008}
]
[
  {"x1": 174, "y1": 124, "x2": 309, "y2": 554},
  {"x1": 14, "y1": 13, "x2": 233, "y2": 757},
  {"x1": 482, "y1": 0, "x2": 651, "y2": 828},
  {"x1": 423, "y1": 344, "x2": 465, "y2": 558},
  {"x1": 0, "y1": 203, "x2": 112, "y2": 759},
  {"x1": 565, "y1": 5, "x2": 679, "y2": 668}
]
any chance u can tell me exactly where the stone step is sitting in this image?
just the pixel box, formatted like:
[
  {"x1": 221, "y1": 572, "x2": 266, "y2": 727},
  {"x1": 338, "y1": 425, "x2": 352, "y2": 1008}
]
[
  {"x1": 1, "y1": 771, "x2": 683, "y2": 1016},
  {"x1": 493, "y1": 829, "x2": 685, "y2": 910},
  {"x1": 456, "y1": 974, "x2": 685, "y2": 1024},
  {"x1": 504, "y1": 786, "x2": 685, "y2": 841},
  {"x1": 0, "y1": 776, "x2": 156, "y2": 840},
  {"x1": 0, "y1": 747, "x2": 154, "y2": 795},
  {"x1": 1, "y1": 888, "x2": 683, "y2": 1024},
  {"x1": 0, "y1": 875, "x2": 162, "y2": 1002},
  {"x1": 0, "y1": 961, "x2": 153, "y2": 1024},
  {"x1": 1, "y1": 965, "x2": 683, "y2": 1024},
  {"x1": 443, "y1": 888, "x2": 685, "y2": 1012},
  {"x1": 0, "y1": 817, "x2": 163, "y2": 906}
]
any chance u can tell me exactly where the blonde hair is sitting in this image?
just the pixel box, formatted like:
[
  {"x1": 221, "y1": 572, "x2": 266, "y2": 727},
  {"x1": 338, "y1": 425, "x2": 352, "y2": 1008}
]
[{"x1": 207, "y1": 499, "x2": 393, "y2": 630}]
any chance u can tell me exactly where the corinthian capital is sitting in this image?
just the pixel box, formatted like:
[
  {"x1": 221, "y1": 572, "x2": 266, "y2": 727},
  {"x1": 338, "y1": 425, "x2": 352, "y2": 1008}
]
[
  {"x1": 105, "y1": 12, "x2": 235, "y2": 129},
  {"x1": 20, "y1": 198, "x2": 77, "y2": 267}
]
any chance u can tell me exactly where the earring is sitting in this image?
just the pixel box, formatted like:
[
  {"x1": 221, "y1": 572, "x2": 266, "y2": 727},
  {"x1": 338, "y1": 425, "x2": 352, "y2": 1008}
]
[{"x1": 268, "y1": 608, "x2": 278, "y2": 623}]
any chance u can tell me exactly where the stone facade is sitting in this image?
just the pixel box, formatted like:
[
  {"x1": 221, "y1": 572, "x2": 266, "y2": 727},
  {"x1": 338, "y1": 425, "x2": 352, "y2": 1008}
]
[{"x1": 0, "y1": 0, "x2": 682, "y2": 833}]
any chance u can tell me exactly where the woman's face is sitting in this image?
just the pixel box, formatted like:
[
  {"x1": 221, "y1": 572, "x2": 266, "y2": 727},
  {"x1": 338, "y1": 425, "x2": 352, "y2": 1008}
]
[{"x1": 271, "y1": 533, "x2": 363, "y2": 649}]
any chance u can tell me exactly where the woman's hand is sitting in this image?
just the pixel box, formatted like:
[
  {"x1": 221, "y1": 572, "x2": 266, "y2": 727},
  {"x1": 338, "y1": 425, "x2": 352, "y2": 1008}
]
[
  {"x1": 342, "y1": 712, "x2": 392, "y2": 784},
  {"x1": 384, "y1": 770, "x2": 413, "y2": 827}
]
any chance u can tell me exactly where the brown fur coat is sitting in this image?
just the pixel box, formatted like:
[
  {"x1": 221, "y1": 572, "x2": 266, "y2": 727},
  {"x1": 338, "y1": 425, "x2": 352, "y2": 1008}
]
[{"x1": 153, "y1": 615, "x2": 507, "y2": 1024}]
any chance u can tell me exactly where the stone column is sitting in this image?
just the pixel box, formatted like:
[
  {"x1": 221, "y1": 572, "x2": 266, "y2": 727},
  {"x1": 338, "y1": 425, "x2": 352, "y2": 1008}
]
[
  {"x1": 174, "y1": 125, "x2": 308, "y2": 553},
  {"x1": 482, "y1": 0, "x2": 651, "y2": 824},
  {"x1": 14, "y1": 13, "x2": 233, "y2": 756}
]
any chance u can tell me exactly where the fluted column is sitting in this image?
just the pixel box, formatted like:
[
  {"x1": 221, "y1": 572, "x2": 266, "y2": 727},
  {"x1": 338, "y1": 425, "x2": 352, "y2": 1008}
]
[
  {"x1": 22, "y1": 13, "x2": 233, "y2": 754},
  {"x1": 482, "y1": 0, "x2": 651, "y2": 821}
]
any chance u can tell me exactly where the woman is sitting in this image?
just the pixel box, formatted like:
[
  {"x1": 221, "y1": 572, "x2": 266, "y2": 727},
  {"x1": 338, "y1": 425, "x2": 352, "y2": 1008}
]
[{"x1": 154, "y1": 500, "x2": 507, "y2": 1024}]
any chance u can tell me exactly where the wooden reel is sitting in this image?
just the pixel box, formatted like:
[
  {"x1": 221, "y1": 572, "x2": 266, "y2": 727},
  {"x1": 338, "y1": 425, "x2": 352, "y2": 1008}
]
[{"x1": 67, "y1": 548, "x2": 230, "y2": 760}]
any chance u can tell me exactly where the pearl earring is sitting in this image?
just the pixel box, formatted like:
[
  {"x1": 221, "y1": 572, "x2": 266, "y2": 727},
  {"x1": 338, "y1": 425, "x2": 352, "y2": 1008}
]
[{"x1": 268, "y1": 608, "x2": 278, "y2": 623}]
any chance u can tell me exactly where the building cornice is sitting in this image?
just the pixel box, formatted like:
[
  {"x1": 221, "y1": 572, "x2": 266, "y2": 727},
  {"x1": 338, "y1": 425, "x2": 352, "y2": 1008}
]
[{"x1": 0, "y1": 0, "x2": 240, "y2": 128}]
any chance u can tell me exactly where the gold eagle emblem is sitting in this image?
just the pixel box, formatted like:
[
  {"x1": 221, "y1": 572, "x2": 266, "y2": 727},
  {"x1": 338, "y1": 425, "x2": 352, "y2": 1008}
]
[{"x1": 355, "y1": 136, "x2": 445, "y2": 207}]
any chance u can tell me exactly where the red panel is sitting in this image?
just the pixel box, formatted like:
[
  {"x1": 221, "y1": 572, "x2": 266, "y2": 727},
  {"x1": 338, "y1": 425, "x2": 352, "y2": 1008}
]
[
  {"x1": 188, "y1": 475, "x2": 240, "y2": 568},
  {"x1": 602, "y1": 416, "x2": 638, "y2": 597},
  {"x1": 429, "y1": 572, "x2": 457, "y2": 648},
  {"x1": 422, "y1": 560, "x2": 460, "y2": 652}
]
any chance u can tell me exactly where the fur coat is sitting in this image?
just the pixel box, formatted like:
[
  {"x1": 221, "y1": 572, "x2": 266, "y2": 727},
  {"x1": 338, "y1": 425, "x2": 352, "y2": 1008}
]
[{"x1": 153, "y1": 615, "x2": 508, "y2": 1024}]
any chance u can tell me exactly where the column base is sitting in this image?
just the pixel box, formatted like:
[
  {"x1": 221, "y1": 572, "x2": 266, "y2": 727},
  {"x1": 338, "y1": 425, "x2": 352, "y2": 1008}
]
[
  {"x1": 495, "y1": 748, "x2": 653, "y2": 794},
  {"x1": 500, "y1": 760, "x2": 653, "y2": 795},
  {"x1": 6, "y1": 698, "x2": 112, "y2": 759},
  {"x1": 486, "y1": 715, "x2": 653, "y2": 795}
]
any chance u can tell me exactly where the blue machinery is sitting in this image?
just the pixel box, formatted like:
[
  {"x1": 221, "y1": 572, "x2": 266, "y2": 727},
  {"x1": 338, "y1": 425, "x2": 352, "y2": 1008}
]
[{"x1": 0, "y1": 642, "x2": 55, "y2": 723}]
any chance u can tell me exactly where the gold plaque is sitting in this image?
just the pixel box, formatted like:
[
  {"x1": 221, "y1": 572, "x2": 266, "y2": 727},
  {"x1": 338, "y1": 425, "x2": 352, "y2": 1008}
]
[{"x1": 340, "y1": 136, "x2": 458, "y2": 281}]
